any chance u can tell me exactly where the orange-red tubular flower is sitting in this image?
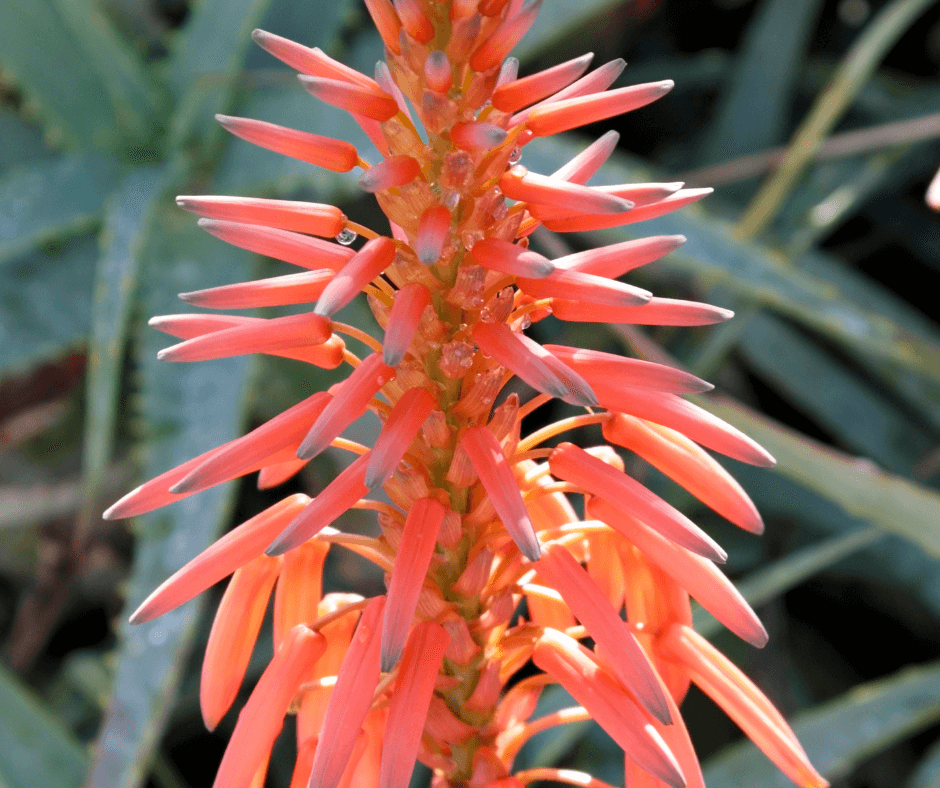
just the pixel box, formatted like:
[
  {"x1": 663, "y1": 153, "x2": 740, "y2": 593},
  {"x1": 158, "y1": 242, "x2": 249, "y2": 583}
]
[{"x1": 108, "y1": 4, "x2": 828, "y2": 788}]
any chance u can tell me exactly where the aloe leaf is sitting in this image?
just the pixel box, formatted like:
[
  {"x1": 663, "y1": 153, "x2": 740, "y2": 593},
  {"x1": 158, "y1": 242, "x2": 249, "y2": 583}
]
[
  {"x1": 1, "y1": 234, "x2": 97, "y2": 381},
  {"x1": 83, "y1": 225, "x2": 256, "y2": 788},
  {"x1": 701, "y1": 395, "x2": 940, "y2": 559},
  {"x1": 694, "y1": 0, "x2": 825, "y2": 167},
  {"x1": 694, "y1": 528, "x2": 884, "y2": 639},
  {"x1": 77, "y1": 166, "x2": 170, "y2": 544},
  {"x1": 517, "y1": 0, "x2": 621, "y2": 61},
  {"x1": 704, "y1": 660, "x2": 940, "y2": 787},
  {"x1": 0, "y1": 663, "x2": 86, "y2": 788},
  {"x1": 167, "y1": 0, "x2": 281, "y2": 149},
  {"x1": 907, "y1": 735, "x2": 940, "y2": 788},
  {"x1": 0, "y1": 154, "x2": 122, "y2": 270},
  {"x1": 0, "y1": 109, "x2": 55, "y2": 177}
]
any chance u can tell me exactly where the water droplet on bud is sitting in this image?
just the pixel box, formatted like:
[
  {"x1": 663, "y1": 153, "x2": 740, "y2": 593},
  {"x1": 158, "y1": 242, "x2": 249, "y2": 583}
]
[
  {"x1": 508, "y1": 146, "x2": 522, "y2": 165},
  {"x1": 335, "y1": 228, "x2": 357, "y2": 245}
]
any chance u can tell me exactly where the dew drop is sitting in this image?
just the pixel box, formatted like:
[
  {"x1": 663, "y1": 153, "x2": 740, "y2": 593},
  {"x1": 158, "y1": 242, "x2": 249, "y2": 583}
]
[
  {"x1": 335, "y1": 228, "x2": 357, "y2": 245},
  {"x1": 508, "y1": 146, "x2": 522, "y2": 165}
]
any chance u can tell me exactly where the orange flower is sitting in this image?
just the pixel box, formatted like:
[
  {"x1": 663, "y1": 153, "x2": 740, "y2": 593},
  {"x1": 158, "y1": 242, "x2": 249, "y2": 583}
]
[{"x1": 106, "y1": 3, "x2": 829, "y2": 788}]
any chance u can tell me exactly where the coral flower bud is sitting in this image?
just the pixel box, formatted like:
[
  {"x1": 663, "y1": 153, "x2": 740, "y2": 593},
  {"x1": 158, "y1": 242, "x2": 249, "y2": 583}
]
[
  {"x1": 258, "y1": 457, "x2": 309, "y2": 489},
  {"x1": 212, "y1": 625, "x2": 326, "y2": 788},
  {"x1": 549, "y1": 443, "x2": 727, "y2": 562},
  {"x1": 423, "y1": 51, "x2": 453, "y2": 93},
  {"x1": 298, "y1": 353, "x2": 395, "y2": 459},
  {"x1": 470, "y1": 237, "x2": 554, "y2": 278},
  {"x1": 551, "y1": 296, "x2": 734, "y2": 326},
  {"x1": 499, "y1": 166, "x2": 633, "y2": 215},
  {"x1": 364, "y1": 0, "x2": 403, "y2": 53},
  {"x1": 155, "y1": 312, "x2": 332, "y2": 363},
  {"x1": 543, "y1": 188, "x2": 712, "y2": 232},
  {"x1": 201, "y1": 553, "x2": 282, "y2": 730},
  {"x1": 517, "y1": 268, "x2": 651, "y2": 308},
  {"x1": 470, "y1": 0, "x2": 542, "y2": 72},
  {"x1": 176, "y1": 196, "x2": 345, "y2": 237},
  {"x1": 358, "y1": 155, "x2": 422, "y2": 193},
  {"x1": 461, "y1": 425, "x2": 540, "y2": 561},
  {"x1": 308, "y1": 596, "x2": 386, "y2": 788},
  {"x1": 589, "y1": 498, "x2": 768, "y2": 647},
  {"x1": 492, "y1": 53, "x2": 594, "y2": 113},
  {"x1": 381, "y1": 498, "x2": 446, "y2": 670},
  {"x1": 452, "y1": 121, "x2": 509, "y2": 150},
  {"x1": 299, "y1": 75, "x2": 400, "y2": 121},
  {"x1": 266, "y1": 453, "x2": 372, "y2": 555},
  {"x1": 366, "y1": 387, "x2": 435, "y2": 489},
  {"x1": 393, "y1": 0, "x2": 434, "y2": 42},
  {"x1": 380, "y1": 623, "x2": 449, "y2": 788},
  {"x1": 510, "y1": 59, "x2": 626, "y2": 127},
  {"x1": 526, "y1": 80, "x2": 674, "y2": 137},
  {"x1": 415, "y1": 206, "x2": 452, "y2": 266},
  {"x1": 314, "y1": 236, "x2": 398, "y2": 316},
  {"x1": 550, "y1": 129, "x2": 620, "y2": 184},
  {"x1": 179, "y1": 270, "x2": 336, "y2": 310},
  {"x1": 554, "y1": 234, "x2": 686, "y2": 277},
  {"x1": 198, "y1": 219, "x2": 355, "y2": 270},
  {"x1": 532, "y1": 630, "x2": 686, "y2": 788},
  {"x1": 216, "y1": 115, "x2": 358, "y2": 172},
  {"x1": 383, "y1": 283, "x2": 432, "y2": 366},
  {"x1": 251, "y1": 30, "x2": 381, "y2": 90},
  {"x1": 129, "y1": 495, "x2": 310, "y2": 623},
  {"x1": 273, "y1": 539, "x2": 330, "y2": 647},
  {"x1": 536, "y1": 544, "x2": 672, "y2": 724}
]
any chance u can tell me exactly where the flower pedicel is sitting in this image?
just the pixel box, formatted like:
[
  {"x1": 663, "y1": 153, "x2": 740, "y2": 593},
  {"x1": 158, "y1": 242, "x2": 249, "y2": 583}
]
[{"x1": 105, "y1": 2, "x2": 828, "y2": 788}]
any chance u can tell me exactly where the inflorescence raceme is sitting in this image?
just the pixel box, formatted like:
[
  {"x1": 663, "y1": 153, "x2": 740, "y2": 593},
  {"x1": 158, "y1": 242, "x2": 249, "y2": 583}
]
[{"x1": 105, "y1": 3, "x2": 829, "y2": 788}]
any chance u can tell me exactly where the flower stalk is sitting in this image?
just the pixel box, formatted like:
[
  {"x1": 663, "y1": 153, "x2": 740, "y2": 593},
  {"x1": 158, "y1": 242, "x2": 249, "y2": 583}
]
[{"x1": 106, "y1": 2, "x2": 829, "y2": 788}]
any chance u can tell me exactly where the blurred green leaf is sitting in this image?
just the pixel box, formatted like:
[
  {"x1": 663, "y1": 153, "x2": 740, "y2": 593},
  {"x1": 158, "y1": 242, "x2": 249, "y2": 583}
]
[
  {"x1": 0, "y1": 1, "x2": 150, "y2": 148},
  {"x1": 78, "y1": 166, "x2": 171, "y2": 543},
  {"x1": 83, "y1": 224, "x2": 256, "y2": 788},
  {"x1": 738, "y1": 0, "x2": 937, "y2": 237},
  {"x1": 0, "y1": 234, "x2": 97, "y2": 381},
  {"x1": 695, "y1": 0, "x2": 824, "y2": 167},
  {"x1": 514, "y1": 685, "x2": 587, "y2": 771},
  {"x1": 0, "y1": 663, "x2": 86, "y2": 788},
  {"x1": 167, "y1": 0, "x2": 281, "y2": 148},
  {"x1": 704, "y1": 660, "x2": 940, "y2": 787},
  {"x1": 702, "y1": 395, "x2": 940, "y2": 558},
  {"x1": 0, "y1": 154, "x2": 121, "y2": 269},
  {"x1": 694, "y1": 528, "x2": 884, "y2": 639},
  {"x1": 907, "y1": 735, "x2": 940, "y2": 788},
  {"x1": 738, "y1": 314, "x2": 934, "y2": 476},
  {"x1": 516, "y1": 0, "x2": 621, "y2": 61},
  {"x1": 0, "y1": 110, "x2": 55, "y2": 176}
]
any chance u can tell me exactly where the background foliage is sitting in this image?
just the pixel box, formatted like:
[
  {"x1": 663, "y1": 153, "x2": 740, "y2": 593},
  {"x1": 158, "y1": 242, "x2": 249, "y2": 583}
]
[{"x1": 1, "y1": 0, "x2": 940, "y2": 787}]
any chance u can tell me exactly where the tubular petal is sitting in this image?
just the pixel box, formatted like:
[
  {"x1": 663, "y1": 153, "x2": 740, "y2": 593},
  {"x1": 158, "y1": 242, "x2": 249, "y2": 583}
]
[
  {"x1": 179, "y1": 270, "x2": 335, "y2": 309},
  {"x1": 543, "y1": 188, "x2": 711, "y2": 232},
  {"x1": 517, "y1": 269, "x2": 651, "y2": 308},
  {"x1": 299, "y1": 75, "x2": 400, "y2": 121},
  {"x1": 499, "y1": 166, "x2": 633, "y2": 215},
  {"x1": 266, "y1": 453, "x2": 372, "y2": 555},
  {"x1": 314, "y1": 236, "x2": 398, "y2": 317},
  {"x1": 461, "y1": 426, "x2": 541, "y2": 561},
  {"x1": 551, "y1": 296, "x2": 734, "y2": 326},
  {"x1": 544, "y1": 345, "x2": 712, "y2": 395},
  {"x1": 364, "y1": 0, "x2": 403, "y2": 53},
  {"x1": 273, "y1": 539, "x2": 331, "y2": 648},
  {"x1": 591, "y1": 388, "x2": 776, "y2": 467},
  {"x1": 550, "y1": 130, "x2": 620, "y2": 184},
  {"x1": 604, "y1": 414, "x2": 763, "y2": 533},
  {"x1": 212, "y1": 625, "x2": 327, "y2": 788},
  {"x1": 526, "y1": 80, "x2": 674, "y2": 137},
  {"x1": 553, "y1": 235, "x2": 686, "y2": 277},
  {"x1": 452, "y1": 121, "x2": 509, "y2": 150},
  {"x1": 258, "y1": 458, "x2": 309, "y2": 488},
  {"x1": 532, "y1": 630, "x2": 686, "y2": 788},
  {"x1": 470, "y1": 0, "x2": 542, "y2": 72},
  {"x1": 393, "y1": 0, "x2": 434, "y2": 42},
  {"x1": 128, "y1": 495, "x2": 309, "y2": 623},
  {"x1": 470, "y1": 237, "x2": 554, "y2": 278},
  {"x1": 366, "y1": 387, "x2": 436, "y2": 489},
  {"x1": 380, "y1": 498, "x2": 446, "y2": 670},
  {"x1": 307, "y1": 596, "x2": 386, "y2": 788},
  {"x1": 198, "y1": 219, "x2": 355, "y2": 270},
  {"x1": 156, "y1": 312, "x2": 332, "y2": 363},
  {"x1": 201, "y1": 554, "x2": 282, "y2": 730},
  {"x1": 252, "y1": 30, "x2": 380, "y2": 89},
  {"x1": 661, "y1": 625, "x2": 828, "y2": 788},
  {"x1": 415, "y1": 206, "x2": 452, "y2": 266},
  {"x1": 359, "y1": 155, "x2": 422, "y2": 193},
  {"x1": 297, "y1": 353, "x2": 395, "y2": 460},
  {"x1": 424, "y1": 51, "x2": 454, "y2": 93},
  {"x1": 383, "y1": 283, "x2": 431, "y2": 366},
  {"x1": 492, "y1": 53, "x2": 594, "y2": 113},
  {"x1": 589, "y1": 498, "x2": 768, "y2": 647},
  {"x1": 535, "y1": 544, "x2": 672, "y2": 724},
  {"x1": 511, "y1": 59, "x2": 627, "y2": 127},
  {"x1": 216, "y1": 115, "x2": 358, "y2": 172},
  {"x1": 176, "y1": 196, "x2": 345, "y2": 237},
  {"x1": 171, "y1": 391, "x2": 332, "y2": 494},
  {"x1": 549, "y1": 443, "x2": 726, "y2": 562}
]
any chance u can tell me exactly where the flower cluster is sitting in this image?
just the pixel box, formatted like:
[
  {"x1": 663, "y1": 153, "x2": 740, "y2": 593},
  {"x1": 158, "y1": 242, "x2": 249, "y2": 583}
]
[{"x1": 105, "y1": 2, "x2": 828, "y2": 788}]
